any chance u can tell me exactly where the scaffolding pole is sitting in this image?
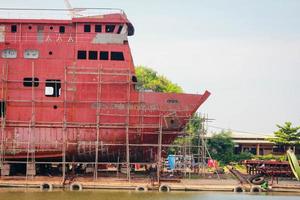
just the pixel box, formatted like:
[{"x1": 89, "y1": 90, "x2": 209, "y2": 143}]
[
  {"x1": 0, "y1": 65, "x2": 212, "y2": 182},
  {"x1": 26, "y1": 61, "x2": 36, "y2": 181},
  {"x1": 0, "y1": 62, "x2": 8, "y2": 172},
  {"x1": 125, "y1": 70, "x2": 131, "y2": 182},
  {"x1": 157, "y1": 115, "x2": 163, "y2": 184},
  {"x1": 94, "y1": 66, "x2": 101, "y2": 180},
  {"x1": 62, "y1": 65, "x2": 69, "y2": 182},
  {"x1": 201, "y1": 115, "x2": 207, "y2": 175}
]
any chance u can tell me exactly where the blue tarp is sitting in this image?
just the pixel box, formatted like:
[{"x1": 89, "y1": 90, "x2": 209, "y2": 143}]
[{"x1": 167, "y1": 155, "x2": 176, "y2": 170}]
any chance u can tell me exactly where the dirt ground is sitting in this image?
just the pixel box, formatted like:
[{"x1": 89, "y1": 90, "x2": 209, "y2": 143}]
[{"x1": 0, "y1": 174, "x2": 299, "y2": 193}]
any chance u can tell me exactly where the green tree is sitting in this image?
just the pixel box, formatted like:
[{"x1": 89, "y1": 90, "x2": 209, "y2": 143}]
[
  {"x1": 268, "y1": 122, "x2": 300, "y2": 148},
  {"x1": 186, "y1": 114, "x2": 203, "y2": 154},
  {"x1": 207, "y1": 131, "x2": 235, "y2": 164},
  {"x1": 135, "y1": 66, "x2": 183, "y2": 93},
  {"x1": 207, "y1": 131, "x2": 252, "y2": 165},
  {"x1": 168, "y1": 113, "x2": 203, "y2": 155}
]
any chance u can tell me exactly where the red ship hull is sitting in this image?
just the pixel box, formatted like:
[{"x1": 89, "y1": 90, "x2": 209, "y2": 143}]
[{"x1": 0, "y1": 10, "x2": 210, "y2": 162}]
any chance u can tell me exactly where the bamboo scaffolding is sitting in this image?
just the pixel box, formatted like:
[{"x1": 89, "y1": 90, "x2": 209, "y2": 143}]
[
  {"x1": 93, "y1": 66, "x2": 101, "y2": 180},
  {"x1": 0, "y1": 63, "x2": 210, "y2": 180},
  {"x1": 0, "y1": 62, "x2": 8, "y2": 172}
]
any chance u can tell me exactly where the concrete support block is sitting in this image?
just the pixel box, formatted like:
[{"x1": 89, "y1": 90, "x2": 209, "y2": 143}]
[
  {"x1": 1, "y1": 163, "x2": 10, "y2": 176},
  {"x1": 27, "y1": 163, "x2": 36, "y2": 176}
]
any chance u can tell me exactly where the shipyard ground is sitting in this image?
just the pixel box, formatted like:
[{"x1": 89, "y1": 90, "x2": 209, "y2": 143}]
[{"x1": 0, "y1": 175, "x2": 300, "y2": 193}]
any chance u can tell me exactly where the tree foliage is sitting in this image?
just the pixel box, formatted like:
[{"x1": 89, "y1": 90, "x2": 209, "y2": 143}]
[
  {"x1": 268, "y1": 122, "x2": 300, "y2": 147},
  {"x1": 186, "y1": 114, "x2": 204, "y2": 154},
  {"x1": 207, "y1": 131, "x2": 235, "y2": 164},
  {"x1": 135, "y1": 66, "x2": 183, "y2": 93},
  {"x1": 168, "y1": 113, "x2": 203, "y2": 155},
  {"x1": 207, "y1": 131, "x2": 252, "y2": 165}
]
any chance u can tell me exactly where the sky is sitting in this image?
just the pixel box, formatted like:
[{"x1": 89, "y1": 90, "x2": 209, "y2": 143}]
[{"x1": 1, "y1": 0, "x2": 300, "y2": 134}]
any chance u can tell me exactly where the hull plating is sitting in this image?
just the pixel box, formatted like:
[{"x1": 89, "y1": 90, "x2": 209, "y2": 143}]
[{"x1": 0, "y1": 11, "x2": 210, "y2": 161}]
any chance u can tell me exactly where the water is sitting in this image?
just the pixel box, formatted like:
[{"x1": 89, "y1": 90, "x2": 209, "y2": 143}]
[{"x1": 0, "y1": 190, "x2": 299, "y2": 200}]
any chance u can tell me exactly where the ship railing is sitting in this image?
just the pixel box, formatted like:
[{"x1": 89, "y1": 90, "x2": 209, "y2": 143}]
[
  {"x1": 3, "y1": 142, "x2": 196, "y2": 149},
  {"x1": 0, "y1": 8, "x2": 125, "y2": 20},
  {"x1": 70, "y1": 7, "x2": 126, "y2": 18}
]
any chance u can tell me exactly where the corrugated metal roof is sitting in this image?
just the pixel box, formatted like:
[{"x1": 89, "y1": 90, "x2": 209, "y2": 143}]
[
  {"x1": 233, "y1": 139, "x2": 274, "y2": 144},
  {"x1": 207, "y1": 131, "x2": 273, "y2": 139}
]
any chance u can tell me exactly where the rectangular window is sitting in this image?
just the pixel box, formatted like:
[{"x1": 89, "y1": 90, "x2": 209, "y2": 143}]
[
  {"x1": 100, "y1": 51, "x2": 109, "y2": 60},
  {"x1": 24, "y1": 49, "x2": 39, "y2": 59},
  {"x1": 45, "y1": 80, "x2": 61, "y2": 97},
  {"x1": 37, "y1": 25, "x2": 44, "y2": 32},
  {"x1": 95, "y1": 24, "x2": 102, "y2": 33},
  {"x1": 0, "y1": 25, "x2": 5, "y2": 42},
  {"x1": 59, "y1": 26, "x2": 65, "y2": 33},
  {"x1": 0, "y1": 101, "x2": 6, "y2": 118},
  {"x1": 37, "y1": 25, "x2": 44, "y2": 43},
  {"x1": 111, "y1": 52, "x2": 125, "y2": 61},
  {"x1": 11, "y1": 25, "x2": 17, "y2": 33},
  {"x1": 84, "y1": 24, "x2": 91, "y2": 32},
  {"x1": 23, "y1": 77, "x2": 39, "y2": 87},
  {"x1": 1, "y1": 49, "x2": 17, "y2": 58},
  {"x1": 89, "y1": 51, "x2": 98, "y2": 60},
  {"x1": 117, "y1": 25, "x2": 123, "y2": 34},
  {"x1": 77, "y1": 50, "x2": 87, "y2": 59},
  {"x1": 105, "y1": 25, "x2": 115, "y2": 33}
]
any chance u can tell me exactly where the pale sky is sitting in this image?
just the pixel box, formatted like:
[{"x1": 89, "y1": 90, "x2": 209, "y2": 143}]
[{"x1": 1, "y1": 0, "x2": 300, "y2": 134}]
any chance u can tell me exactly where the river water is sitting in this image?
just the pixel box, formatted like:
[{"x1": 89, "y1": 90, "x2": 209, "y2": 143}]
[{"x1": 0, "y1": 190, "x2": 299, "y2": 200}]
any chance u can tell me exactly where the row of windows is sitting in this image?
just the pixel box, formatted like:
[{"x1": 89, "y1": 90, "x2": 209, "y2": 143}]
[
  {"x1": 10, "y1": 24, "x2": 66, "y2": 33},
  {"x1": 0, "y1": 74, "x2": 138, "y2": 116},
  {"x1": 22, "y1": 75, "x2": 138, "y2": 98},
  {"x1": 8, "y1": 24, "x2": 123, "y2": 34},
  {"x1": 23, "y1": 78, "x2": 61, "y2": 97},
  {"x1": 1, "y1": 49, "x2": 39, "y2": 59},
  {"x1": 8, "y1": 75, "x2": 138, "y2": 101},
  {"x1": 0, "y1": 78, "x2": 60, "y2": 116},
  {"x1": 77, "y1": 50, "x2": 125, "y2": 61},
  {"x1": 1, "y1": 49, "x2": 125, "y2": 61},
  {"x1": 84, "y1": 24, "x2": 123, "y2": 33},
  {"x1": 22, "y1": 76, "x2": 138, "y2": 98}
]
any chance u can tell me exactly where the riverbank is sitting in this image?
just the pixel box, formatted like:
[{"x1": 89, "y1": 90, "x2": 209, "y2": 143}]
[
  {"x1": 1, "y1": 190, "x2": 300, "y2": 200},
  {"x1": 0, "y1": 176, "x2": 300, "y2": 193}
]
